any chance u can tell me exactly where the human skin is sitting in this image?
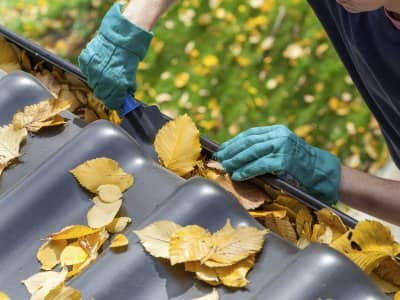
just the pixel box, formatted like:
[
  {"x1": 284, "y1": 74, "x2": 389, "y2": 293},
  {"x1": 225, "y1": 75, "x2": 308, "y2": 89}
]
[{"x1": 336, "y1": 0, "x2": 400, "y2": 16}]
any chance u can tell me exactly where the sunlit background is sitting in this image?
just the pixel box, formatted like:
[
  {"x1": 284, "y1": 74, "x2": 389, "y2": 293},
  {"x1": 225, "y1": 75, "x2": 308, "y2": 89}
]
[{"x1": 0, "y1": 0, "x2": 389, "y2": 173}]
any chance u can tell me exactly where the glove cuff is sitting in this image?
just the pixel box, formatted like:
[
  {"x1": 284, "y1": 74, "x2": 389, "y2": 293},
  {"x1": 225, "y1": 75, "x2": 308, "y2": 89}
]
[
  {"x1": 308, "y1": 148, "x2": 341, "y2": 206},
  {"x1": 99, "y1": 4, "x2": 153, "y2": 59}
]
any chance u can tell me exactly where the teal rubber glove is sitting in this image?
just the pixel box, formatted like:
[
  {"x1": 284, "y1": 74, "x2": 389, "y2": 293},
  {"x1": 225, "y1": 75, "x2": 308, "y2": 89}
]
[
  {"x1": 214, "y1": 125, "x2": 341, "y2": 206},
  {"x1": 79, "y1": 4, "x2": 153, "y2": 110}
]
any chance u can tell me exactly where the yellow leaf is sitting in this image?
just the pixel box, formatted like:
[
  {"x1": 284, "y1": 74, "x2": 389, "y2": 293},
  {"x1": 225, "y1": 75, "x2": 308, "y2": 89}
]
[
  {"x1": 60, "y1": 241, "x2": 88, "y2": 266},
  {"x1": 110, "y1": 233, "x2": 129, "y2": 249},
  {"x1": 0, "y1": 36, "x2": 20, "y2": 72},
  {"x1": 154, "y1": 114, "x2": 201, "y2": 176},
  {"x1": 331, "y1": 221, "x2": 397, "y2": 273},
  {"x1": 170, "y1": 225, "x2": 213, "y2": 265},
  {"x1": 97, "y1": 184, "x2": 122, "y2": 203},
  {"x1": 48, "y1": 225, "x2": 99, "y2": 241},
  {"x1": 192, "y1": 288, "x2": 219, "y2": 300},
  {"x1": 0, "y1": 125, "x2": 27, "y2": 175},
  {"x1": 296, "y1": 208, "x2": 312, "y2": 240},
  {"x1": 369, "y1": 273, "x2": 400, "y2": 294},
  {"x1": 395, "y1": 290, "x2": 400, "y2": 300},
  {"x1": 37, "y1": 240, "x2": 67, "y2": 270},
  {"x1": 311, "y1": 224, "x2": 333, "y2": 244},
  {"x1": 216, "y1": 174, "x2": 270, "y2": 210},
  {"x1": 46, "y1": 285, "x2": 81, "y2": 300},
  {"x1": 12, "y1": 98, "x2": 70, "y2": 132},
  {"x1": 70, "y1": 157, "x2": 134, "y2": 193},
  {"x1": 0, "y1": 291, "x2": 10, "y2": 300},
  {"x1": 106, "y1": 217, "x2": 132, "y2": 233},
  {"x1": 185, "y1": 261, "x2": 220, "y2": 286},
  {"x1": 274, "y1": 195, "x2": 308, "y2": 221},
  {"x1": 215, "y1": 255, "x2": 255, "y2": 288},
  {"x1": 203, "y1": 220, "x2": 267, "y2": 267},
  {"x1": 22, "y1": 268, "x2": 67, "y2": 300},
  {"x1": 249, "y1": 210, "x2": 287, "y2": 219},
  {"x1": 134, "y1": 220, "x2": 182, "y2": 259},
  {"x1": 87, "y1": 200, "x2": 122, "y2": 229},
  {"x1": 264, "y1": 212, "x2": 297, "y2": 244},
  {"x1": 68, "y1": 229, "x2": 109, "y2": 279},
  {"x1": 316, "y1": 208, "x2": 347, "y2": 241}
]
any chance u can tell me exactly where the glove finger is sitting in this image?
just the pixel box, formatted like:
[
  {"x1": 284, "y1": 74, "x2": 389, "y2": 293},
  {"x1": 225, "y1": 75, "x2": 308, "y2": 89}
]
[
  {"x1": 231, "y1": 154, "x2": 286, "y2": 181},
  {"x1": 215, "y1": 130, "x2": 284, "y2": 162},
  {"x1": 97, "y1": 81, "x2": 126, "y2": 110},
  {"x1": 221, "y1": 139, "x2": 285, "y2": 173},
  {"x1": 218, "y1": 125, "x2": 283, "y2": 151}
]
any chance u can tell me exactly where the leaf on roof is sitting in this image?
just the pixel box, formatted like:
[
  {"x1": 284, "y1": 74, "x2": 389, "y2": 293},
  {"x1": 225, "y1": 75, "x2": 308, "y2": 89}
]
[
  {"x1": 202, "y1": 219, "x2": 267, "y2": 268},
  {"x1": 110, "y1": 233, "x2": 129, "y2": 249},
  {"x1": 154, "y1": 114, "x2": 201, "y2": 176},
  {"x1": 47, "y1": 225, "x2": 99, "y2": 241},
  {"x1": 60, "y1": 241, "x2": 88, "y2": 266},
  {"x1": 106, "y1": 217, "x2": 132, "y2": 233},
  {"x1": 37, "y1": 240, "x2": 67, "y2": 271},
  {"x1": 134, "y1": 220, "x2": 182, "y2": 259},
  {"x1": 170, "y1": 225, "x2": 213, "y2": 265},
  {"x1": 87, "y1": 199, "x2": 122, "y2": 229},
  {"x1": 0, "y1": 125, "x2": 27, "y2": 176},
  {"x1": 97, "y1": 184, "x2": 122, "y2": 203},
  {"x1": 12, "y1": 98, "x2": 70, "y2": 132},
  {"x1": 70, "y1": 157, "x2": 134, "y2": 193}
]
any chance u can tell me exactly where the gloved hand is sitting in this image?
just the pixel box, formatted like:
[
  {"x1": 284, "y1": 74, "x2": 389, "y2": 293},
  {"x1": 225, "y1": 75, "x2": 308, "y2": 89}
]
[
  {"x1": 79, "y1": 4, "x2": 153, "y2": 110},
  {"x1": 214, "y1": 125, "x2": 341, "y2": 206}
]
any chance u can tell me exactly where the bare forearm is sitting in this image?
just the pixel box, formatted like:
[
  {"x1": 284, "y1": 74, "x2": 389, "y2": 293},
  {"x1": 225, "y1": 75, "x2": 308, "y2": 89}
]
[
  {"x1": 339, "y1": 166, "x2": 400, "y2": 225},
  {"x1": 123, "y1": 0, "x2": 177, "y2": 30}
]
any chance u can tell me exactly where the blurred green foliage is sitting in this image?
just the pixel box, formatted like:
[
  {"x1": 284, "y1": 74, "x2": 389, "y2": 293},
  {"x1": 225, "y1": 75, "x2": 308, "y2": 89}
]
[{"x1": 0, "y1": 0, "x2": 387, "y2": 171}]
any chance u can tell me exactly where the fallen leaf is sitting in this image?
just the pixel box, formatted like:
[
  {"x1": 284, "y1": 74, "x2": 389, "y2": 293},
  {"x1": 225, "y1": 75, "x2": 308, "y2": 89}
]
[
  {"x1": 249, "y1": 210, "x2": 287, "y2": 219},
  {"x1": 60, "y1": 241, "x2": 88, "y2": 266},
  {"x1": 0, "y1": 36, "x2": 20, "y2": 72},
  {"x1": 170, "y1": 225, "x2": 213, "y2": 265},
  {"x1": 154, "y1": 114, "x2": 201, "y2": 176},
  {"x1": 106, "y1": 217, "x2": 132, "y2": 233},
  {"x1": 296, "y1": 237, "x2": 311, "y2": 249},
  {"x1": 215, "y1": 255, "x2": 255, "y2": 288},
  {"x1": 274, "y1": 195, "x2": 308, "y2": 221},
  {"x1": 0, "y1": 125, "x2": 27, "y2": 175},
  {"x1": 203, "y1": 220, "x2": 267, "y2": 267},
  {"x1": 264, "y1": 211, "x2": 297, "y2": 244},
  {"x1": 296, "y1": 208, "x2": 313, "y2": 240},
  {"x1": 37, "y1": 240, "x2": 67, "y2": 270},
  {"x1": 311, "y1": 224, "x2": 333, "y2": 244},
  {"x1": 316, "y1": 208, "x2": 347, "y2": 241},
  {"x1": 217, "y1": 174, "x2": 269, "y2": 210},
  {"x1": 12, "y1": 98, "x2": 70, "y2": 132},
  {"x1": 134, "y1": 220, "x2": 182, "y2": 259},
  {"x1": 48, "y1": 225, "x2": 99, "y2": 241},
  {"x1": 395, "y1": 290, "x2": 400, "y2": 300},
  {"x1": 87, "y1": 200, "x2": 122, "y2": 228},
  {"x1": 185, "y1": 261, "x2": 220, "y2": 286},
  {"x1": 46, "y1": 285, "x2": 81, "y2": 300},
  {"x1": 373, "y1": 256, "x2": 400, "y2": 286},
  {"x1": 70, "y1": 157, "x2": 134, "y2": 193},
  {"x1": 68, "y1": 229, "x2": 109, "y2": 278},
  {"x1": 331, "y1": 221, "x2": 398, "y2": 274},
  {"x1": 369, "y1": 273, "x2": 400, "y2": 294},
  {"x1": 110, "y1": 233, "x2": 129, "y2": 249},
  {"x1": 205, "y1": 160, "x2": 224, "y2": 172},
  {"x1": 97, "y1": 184, "x2": 122, "y2": 203},
  {"x1": 22, "y1": 268, "x2": 67, "y2": 300},
  {"x1": 0, "y1": 291, "x2": 10, "y2": 300},
  {"x1": 192, "y1": 288, "x2": 219, "y2": 300}
]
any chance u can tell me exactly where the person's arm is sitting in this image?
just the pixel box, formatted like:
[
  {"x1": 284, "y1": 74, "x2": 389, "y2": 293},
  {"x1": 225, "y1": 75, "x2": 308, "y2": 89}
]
[
  {"x1": 340, "y1": 166, "x2": 400, "y2": 226},
  {"x1": 385, "y1": 0, "x2": 400, "y2": 15},
  {"x1": 123, "y1": 0, "x2": 177, "y2": 30}
]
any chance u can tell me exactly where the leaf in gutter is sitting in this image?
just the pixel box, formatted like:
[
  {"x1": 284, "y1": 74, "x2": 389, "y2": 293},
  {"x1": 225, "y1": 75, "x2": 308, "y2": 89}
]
[{"x1": 154, "y1": 114, "x2": 201, "y2": 176}]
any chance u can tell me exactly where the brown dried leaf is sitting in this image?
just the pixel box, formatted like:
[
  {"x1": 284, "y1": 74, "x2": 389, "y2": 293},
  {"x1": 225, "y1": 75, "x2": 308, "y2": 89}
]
[
  {"x1": 217, "y1": 174, "x2": 270, "y2": 210},
  {"x1": 264, "y1": 212, "x2": 297, "y2": 244},
  {"x1": 296, "y1": 208, "x2": 313, "y2": 240},
  {"x1": 316, "y1": 208, "x2": 347, "y2": 241}
]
